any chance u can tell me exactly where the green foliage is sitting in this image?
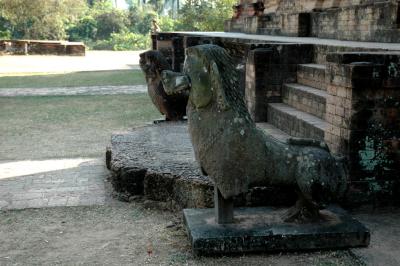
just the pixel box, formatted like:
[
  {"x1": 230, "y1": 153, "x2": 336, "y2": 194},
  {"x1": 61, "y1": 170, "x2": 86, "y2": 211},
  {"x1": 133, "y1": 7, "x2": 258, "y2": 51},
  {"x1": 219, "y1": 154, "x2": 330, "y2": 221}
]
[
  {"x1": 0, "y1": 16, "x2": 11, "y2": 39},
  {"x1": 176, "y1": 0, "x2": 236, "y2": 31},
  {"x1": 90, "y1": 39, "x2": 112, "y2": 50},
  {"x1": 0, "y1": 30, "x2": 11, "y2": 39},
  {"x1": 0, "y1": 0, "x2": 235, "y2": 50},
  {"x1": 127, "y1": 6, "x2": 157, "y2": 35},
  {"x1": 89, "y1": 0, "x2": 113, "y2": 14},
  {"x1": 68, "y1": 1, "x2": 128, "y2": 41},
  {"x1": 148, "y1": 0, "x2": 165, "y2": 14},
  {"x1": 91, "y1": 31, "x2": 150, "y2": 50},
  {"x1": 68, "y1": 16, "x2": 98, "y2": 42},
  {"x1": 158, "y1": 16, "x2": 176, "y2": 32},
  {"x1": 95, "y1": 9, "x2": 128, "y2": 39},
  {"x1": 109, "y1": 31, "x2": 150, "y2": 50},
  {"x1": 0, "y1": 0, "x2": 87, "y2": 40}
]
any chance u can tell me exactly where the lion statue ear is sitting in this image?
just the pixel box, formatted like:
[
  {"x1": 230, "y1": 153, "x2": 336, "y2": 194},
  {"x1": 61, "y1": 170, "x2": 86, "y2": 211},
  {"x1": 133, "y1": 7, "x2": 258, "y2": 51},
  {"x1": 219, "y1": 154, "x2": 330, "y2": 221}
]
[{"x1": 210, "y1": 61, "x2": 230, "y2": 111}]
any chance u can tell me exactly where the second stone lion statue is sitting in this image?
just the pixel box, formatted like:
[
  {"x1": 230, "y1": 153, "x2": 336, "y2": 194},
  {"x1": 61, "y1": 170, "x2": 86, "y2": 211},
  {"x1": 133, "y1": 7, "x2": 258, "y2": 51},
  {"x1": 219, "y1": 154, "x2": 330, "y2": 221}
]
[
  {"x1": 139, "y1": 50, "x2": 188, "y2": 121},
  {"x1": 162, "y1": 44, "x2": 348, "y2": 222}
]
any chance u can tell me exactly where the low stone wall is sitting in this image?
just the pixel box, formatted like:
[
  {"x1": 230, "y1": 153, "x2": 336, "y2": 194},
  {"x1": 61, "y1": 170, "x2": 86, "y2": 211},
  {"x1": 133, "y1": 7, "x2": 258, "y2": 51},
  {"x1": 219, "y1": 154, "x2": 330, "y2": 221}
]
[
  {"x1": 263, "y1": 0, "x2": 393, "y2": 14},
  {"x1": 0, "y1": 40, "x2": 85, "y2": 56},
  {"x1": 311, "y1": 1, "x2": 400, "y2": 42}
]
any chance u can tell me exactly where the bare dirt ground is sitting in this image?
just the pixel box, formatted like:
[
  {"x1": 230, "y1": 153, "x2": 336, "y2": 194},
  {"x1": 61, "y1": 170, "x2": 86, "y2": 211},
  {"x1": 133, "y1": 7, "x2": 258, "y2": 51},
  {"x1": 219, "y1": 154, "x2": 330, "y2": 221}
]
[
  {"x1": 0, "y1": 51, "x2": 143, "y2": 74},
  {"x1": 0, "y1": 200, "x2": 363, "y2": 266},
  {"x1": 352, "y1": 207, "x2": 400, "y2": 266}
]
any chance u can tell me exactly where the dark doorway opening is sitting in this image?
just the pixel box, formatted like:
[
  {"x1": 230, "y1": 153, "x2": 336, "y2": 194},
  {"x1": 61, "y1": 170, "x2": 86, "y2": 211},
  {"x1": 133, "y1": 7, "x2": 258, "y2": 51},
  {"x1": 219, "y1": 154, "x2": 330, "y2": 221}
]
[
  {"x1": 397, "y1": 3, "x2": 400, "y2": 28},
  {"x1": 298, "y1": 13, "x2": 312, "y2": 37}
]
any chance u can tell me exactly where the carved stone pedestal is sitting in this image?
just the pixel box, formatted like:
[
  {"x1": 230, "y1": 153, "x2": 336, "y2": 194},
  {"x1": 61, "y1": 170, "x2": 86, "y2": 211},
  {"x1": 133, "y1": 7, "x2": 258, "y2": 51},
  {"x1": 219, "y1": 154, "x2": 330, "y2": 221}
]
[{"x1": 183, "y1": 206, "x2": 370, "y2": 255}]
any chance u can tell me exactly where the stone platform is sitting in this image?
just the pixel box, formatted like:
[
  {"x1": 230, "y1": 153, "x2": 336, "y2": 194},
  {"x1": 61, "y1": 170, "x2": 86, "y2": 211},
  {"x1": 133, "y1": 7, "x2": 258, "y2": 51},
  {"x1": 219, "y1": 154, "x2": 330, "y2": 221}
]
[
  {"x1": 184, "y1": 206, "x2": 370, "y2": 255},
  {"x1": 175, "y1": 32, "x2": 400, "y2": 51},
  {"x1": 107, "y1": 122, "x2": 297, "y2": 209}
]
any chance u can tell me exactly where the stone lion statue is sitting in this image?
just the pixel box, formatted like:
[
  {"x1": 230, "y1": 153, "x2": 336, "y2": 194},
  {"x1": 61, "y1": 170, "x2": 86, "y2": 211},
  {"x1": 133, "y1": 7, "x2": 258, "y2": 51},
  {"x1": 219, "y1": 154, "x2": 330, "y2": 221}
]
[
  {"x1": 162, "y1": 44, "x2": 347, "y2": 222},
  {"x1": 139, "y1": 50, "x2": 188, "y2": 121}
]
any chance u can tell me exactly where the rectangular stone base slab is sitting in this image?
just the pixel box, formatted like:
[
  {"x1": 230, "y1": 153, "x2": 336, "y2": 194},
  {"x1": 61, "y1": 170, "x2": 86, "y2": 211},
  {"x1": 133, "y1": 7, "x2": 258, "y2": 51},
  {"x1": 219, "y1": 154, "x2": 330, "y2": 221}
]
[{"x1": 183, "y1": 206, "x2": 370, "y2": 255}]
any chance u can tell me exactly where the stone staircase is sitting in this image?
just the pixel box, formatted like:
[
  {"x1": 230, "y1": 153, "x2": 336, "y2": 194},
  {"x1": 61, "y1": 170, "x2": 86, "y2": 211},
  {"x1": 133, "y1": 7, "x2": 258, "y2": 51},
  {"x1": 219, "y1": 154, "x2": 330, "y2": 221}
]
[{"x1": 257, "y1": 63, "x2": 328, "y2": 142}]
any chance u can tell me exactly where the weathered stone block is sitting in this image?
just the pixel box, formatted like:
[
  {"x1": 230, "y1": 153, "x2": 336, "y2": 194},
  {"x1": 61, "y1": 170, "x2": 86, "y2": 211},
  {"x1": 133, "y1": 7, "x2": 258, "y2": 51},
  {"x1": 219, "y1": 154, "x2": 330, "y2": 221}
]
[
  {"x1": 184, "y1": 206, "x2": 370, "y2": 255},
  {"x1": 282, "y1": 83, "x2": 327, "y2": 119},
  {"x1": 110, "y1": 166, "x2": 146, "y2": 195},
  {"x1": 108, "y1": 123, "x2": 300, "y2": 208},
  {"x1": 144, "y1": 172, "x2": 177, "y2": 202}
]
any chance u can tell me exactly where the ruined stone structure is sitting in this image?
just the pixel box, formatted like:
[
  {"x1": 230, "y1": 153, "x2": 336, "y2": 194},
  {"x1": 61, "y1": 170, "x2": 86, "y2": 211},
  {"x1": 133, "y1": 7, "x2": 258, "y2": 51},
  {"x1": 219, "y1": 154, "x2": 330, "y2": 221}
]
[
  {"x1": 226, "y1": 0, "x2": 400, "y2": 43},
  {"x1": 148, "y1": 1, "x2": 400, "y2": 205},
  {"x1": 0, "y1": 40, "x2": 85, "y2": 56}
]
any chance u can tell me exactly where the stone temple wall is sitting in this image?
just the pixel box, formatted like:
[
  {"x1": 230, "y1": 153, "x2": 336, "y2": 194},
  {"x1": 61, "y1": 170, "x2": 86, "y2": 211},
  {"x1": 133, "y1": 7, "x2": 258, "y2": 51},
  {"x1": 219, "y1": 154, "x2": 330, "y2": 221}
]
[
  {"x1": 264, "y1": 0, "x2": 390, "y2": 13},
  {"x1": 324, "y1": 53, "x2": 400, "y2": 204},
  {"x1": 238, "y1": 0, "x2": 395, "y2": 14},
  {"x1": 226, "y1": 0, "x2": 400, "y2": 42}
]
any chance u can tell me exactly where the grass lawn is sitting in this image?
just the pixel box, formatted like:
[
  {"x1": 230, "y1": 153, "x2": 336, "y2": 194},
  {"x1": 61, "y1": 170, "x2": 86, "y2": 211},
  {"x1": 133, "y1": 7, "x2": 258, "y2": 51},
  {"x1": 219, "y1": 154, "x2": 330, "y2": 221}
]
[
  {"x1": 0, "y1": 94, "x2": 161, "y2": 160},
  {"x1": 0, "y1": 70, "x2": 145, "y2": 88}
]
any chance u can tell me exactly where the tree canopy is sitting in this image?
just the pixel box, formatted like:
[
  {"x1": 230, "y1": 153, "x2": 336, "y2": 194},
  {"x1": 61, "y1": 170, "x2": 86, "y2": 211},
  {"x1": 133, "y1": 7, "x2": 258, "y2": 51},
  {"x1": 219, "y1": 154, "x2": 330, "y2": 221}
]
[
  {"x1": 0, "y1": 0, "x2": 86, "y2": 40},
  {"x1": 0, "y1": 0, "x2": 235, "y2": 50},
  {"x1": 177, "y1": 0, "x2": 236, "y2": 31}
]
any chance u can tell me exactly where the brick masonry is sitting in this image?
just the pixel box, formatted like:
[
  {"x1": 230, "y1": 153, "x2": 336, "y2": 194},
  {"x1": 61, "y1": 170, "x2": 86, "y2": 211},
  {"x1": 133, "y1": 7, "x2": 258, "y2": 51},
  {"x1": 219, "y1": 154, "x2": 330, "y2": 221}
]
[
  {"x1": 245, "y1": 44, "x2": 313, "y2": 121},
  {"x1": 268, "y1": 102, "x2": 326, "y2": 141},
  {"x1": 297, "y1": 64, "x2": 327, "y2": 90},
  {"x1": 226, "y1": 1, "x2": 400, "y2": 43},
  {"x1": 325, "y1": 53, "x2": 400, "y2": 204},
  {"x1": 282, "y1": 83, "x2": 327, "y2": 119}
]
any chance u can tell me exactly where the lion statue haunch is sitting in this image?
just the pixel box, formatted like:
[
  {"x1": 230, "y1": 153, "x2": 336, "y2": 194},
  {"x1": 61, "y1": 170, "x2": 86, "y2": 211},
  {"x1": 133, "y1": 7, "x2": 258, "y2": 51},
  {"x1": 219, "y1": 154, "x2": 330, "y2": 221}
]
[
  {"x1": 139, "y1": 50, "x2": 188, "y2": 121},
  {"x1": 162, "y1": 44, "x2": 347, "y2": 222}
]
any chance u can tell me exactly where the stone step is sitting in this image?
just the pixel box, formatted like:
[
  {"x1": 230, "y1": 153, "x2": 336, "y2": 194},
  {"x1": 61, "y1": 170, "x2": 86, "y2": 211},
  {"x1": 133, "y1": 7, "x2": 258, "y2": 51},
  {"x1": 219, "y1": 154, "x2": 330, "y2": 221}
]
[
  {"x1": 256, "y1": 122, "x2": 290, "y2": 143},
  {"x1": 267, "y1": 103, "x2": 327, "y2": 141},
  {"x1": 297, "y1": 64, "x2": 327, "y2": 91},
  {"x1": 282, "y1": 83, "x2": 327, "y2": 120}
]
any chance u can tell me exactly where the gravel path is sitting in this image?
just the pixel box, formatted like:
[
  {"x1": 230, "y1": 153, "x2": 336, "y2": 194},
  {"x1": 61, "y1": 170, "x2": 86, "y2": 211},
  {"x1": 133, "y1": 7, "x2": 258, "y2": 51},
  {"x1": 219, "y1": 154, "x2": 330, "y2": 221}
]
[{"x1": 0, "y1": 85, "x2": 147, "y2": 97}]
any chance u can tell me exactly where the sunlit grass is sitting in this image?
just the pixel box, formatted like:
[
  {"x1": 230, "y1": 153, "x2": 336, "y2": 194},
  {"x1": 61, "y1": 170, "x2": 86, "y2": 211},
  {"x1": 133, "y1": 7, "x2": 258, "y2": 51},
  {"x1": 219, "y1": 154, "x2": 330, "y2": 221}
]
[
  {"x1": 0, "y1": 94, "x2": 161, "y2": 160},
  {"x1": 0, "y1": 69, "x2": 145, "y2": 88}
]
